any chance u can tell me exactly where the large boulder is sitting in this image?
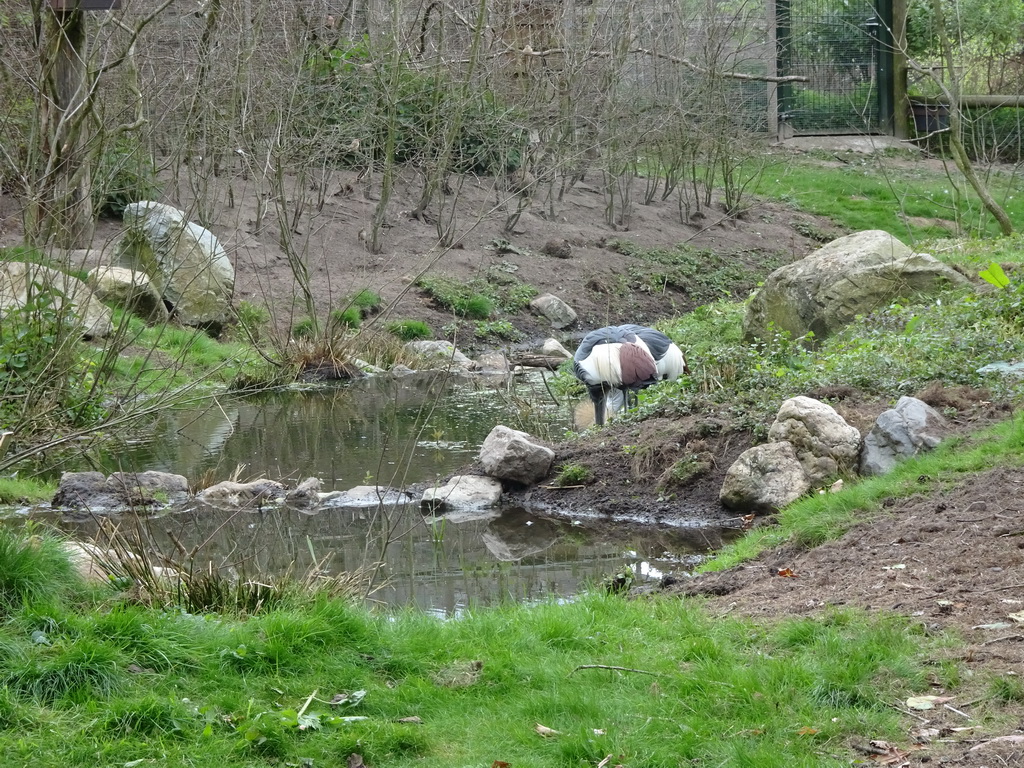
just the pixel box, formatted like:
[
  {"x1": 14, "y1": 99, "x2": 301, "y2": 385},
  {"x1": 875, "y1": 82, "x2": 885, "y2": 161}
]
[
  {"x1": 87, "y1": 265, "x2": 170, "y2": 325},
  {"x1": 116, "y1": 202, "x2": 235, "y2": 333},
  {"x1": 0, "y1": 261, "x2": 112, "y2": 338},
  {"x1": 768, "y1": 396, "x2": 861, "y2": 485},
  {"x1": 479, "y1": 426, "x2": 554, "y2": 485},
  {"x1": 719, "y1": 442, "x2": 811, "y2": 513},
  {"x1": 743, "y1": 230, "x2": 968, "y2": 343},
  {"x1": 860, "y1": 396, "x2": 951, "y2": 476}
]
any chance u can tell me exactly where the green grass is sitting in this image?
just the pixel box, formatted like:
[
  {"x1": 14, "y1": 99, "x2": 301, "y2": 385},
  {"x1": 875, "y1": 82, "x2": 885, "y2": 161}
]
[
  {"x1": 0, "y1": 477, "x2": 54, "y2": 505},
  {"x1": 0, "y1": 550, "x2": 949, "y2": 767},
  {"x1": 636, "y1": 267, "x2": 1024, "y2": 437},
  {"x1": 751, "y1": 155, "x2": 1024, "y2": 241},
  {"x1": 386, "y1": 319, "x2": 433, "y2": 342}
]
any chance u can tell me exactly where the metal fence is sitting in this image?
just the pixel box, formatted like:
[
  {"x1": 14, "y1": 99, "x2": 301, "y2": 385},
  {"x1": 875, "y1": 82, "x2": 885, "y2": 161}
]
[{"x1": 776, "y1": 0, "x2": 894, "y2": 135}]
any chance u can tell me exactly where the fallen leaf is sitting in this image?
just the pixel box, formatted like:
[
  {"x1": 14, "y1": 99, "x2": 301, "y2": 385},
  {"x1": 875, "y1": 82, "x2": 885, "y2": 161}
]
[
  {"x1": 535, "y1": 723, "x2": 561, "y2": 737},
  {"x1": 1008, "y1": 611, "x2": 1024, "y2": 624},
  {"x1": 396, "y1": 716, "x2": 423, "y2": 724},
  {"x1": 777, "y1": 567, "x2": 798, "y2": 577},
  {"x1": 740, "y1": 514, "x2": 755, "y2": 530},
  {"x1": 906, "y1": 695, "x2": 954, "y2": 710},
  {"x1": 491, "y1": 761, "x2": 511, "y2": 768},
  {"x1": 795, "y1": 726, "x2": 818, "y2": 735}
]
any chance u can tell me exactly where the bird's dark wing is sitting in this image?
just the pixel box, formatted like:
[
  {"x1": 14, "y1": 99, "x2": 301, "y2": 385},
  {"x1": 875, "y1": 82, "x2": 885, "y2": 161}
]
[
  {"x1": 574, "y1": 325, "x2": 628, "y2": 362},
  {"x1": 629, "y1": 326, "x2": 674, "y2": 361}
]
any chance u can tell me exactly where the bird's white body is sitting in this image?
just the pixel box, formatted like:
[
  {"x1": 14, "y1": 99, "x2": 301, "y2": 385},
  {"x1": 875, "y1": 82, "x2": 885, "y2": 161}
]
[{"x1": 572, "y1": 325, "x2": 686, "y2": 426}]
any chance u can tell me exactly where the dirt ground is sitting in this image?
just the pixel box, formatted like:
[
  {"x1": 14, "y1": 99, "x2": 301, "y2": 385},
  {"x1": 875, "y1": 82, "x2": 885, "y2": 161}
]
[
  {"x1": 0, "y1": 143, "x2": 845, "y2": 350},
  {"x1": 3, "y1": 137, "x2": 1023, "y2": 764}
]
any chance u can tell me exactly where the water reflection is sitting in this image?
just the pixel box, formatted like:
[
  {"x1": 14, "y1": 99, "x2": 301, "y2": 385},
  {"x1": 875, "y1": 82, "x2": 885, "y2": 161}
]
[
  {"x1": 14, "y1": 370, "x2": 737, "y2": 614},
  {"x1": 26, "y1": 501, "x2": 734, "y2": 615},
  {"x1": 98, "y1": 371, "x2": 571, "y2": 489}
]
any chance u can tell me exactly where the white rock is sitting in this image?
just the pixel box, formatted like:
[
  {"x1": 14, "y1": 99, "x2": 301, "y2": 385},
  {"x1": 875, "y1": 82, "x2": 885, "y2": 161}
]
[
  {"x1": 768, "y1": 396, "x2": 861, "y2": 485},
  {"x1": 421, "y1": 475, "x2": 503, "y2": 513}
]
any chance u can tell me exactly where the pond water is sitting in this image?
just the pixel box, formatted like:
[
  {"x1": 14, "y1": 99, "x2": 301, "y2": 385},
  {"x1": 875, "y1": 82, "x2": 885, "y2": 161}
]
[{"x1": 16, "y1": 371, "x2": 736, "y2": 615}]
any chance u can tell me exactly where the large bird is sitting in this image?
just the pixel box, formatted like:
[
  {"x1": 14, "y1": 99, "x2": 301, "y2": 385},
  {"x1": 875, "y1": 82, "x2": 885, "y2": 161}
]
[{"x1": 572, "y1": 324, "x2": 687, "y2": 426}]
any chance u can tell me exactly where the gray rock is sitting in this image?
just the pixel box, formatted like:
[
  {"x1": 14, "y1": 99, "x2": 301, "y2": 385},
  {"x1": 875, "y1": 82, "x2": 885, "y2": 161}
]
[
  {"x1": 978, "y1": 361, "x2": 1024, "y2": 377},
  {"x1": 53, "y1": 470, "x2": 189, "y2": 511},
  {"x1": 87, "y1": 265, "x2": 169, "y2": 325},
  {"x1": 285, "y1": 477, "x2": 322, "y2": 507},
  {"x1": 404, "y1": 340, "x2": 476, "y2": 371},
  {"x1": 860, "y1": 396, "x2": 951, "y2": 476},
  {"x1": 319, "y1": 485, "x2": 414, "y2": 508},
  {"x1": 768, "y1": 396, "x2": 861, "y2": 485},
  {"x1": 541, "y1": 338, "x2": 573, "y2": 359},
  {"x1": 719, "y1": 441, "x2": 811, "y2": 513},
  {"x1": 743, "y1": 230, "x2": 968, "y2": 344},
  {"x1": 479, "y1": 425, "x2": 554, "y2": 485},
  {"x1": 529, "y1": 293, "x2": 578, "y2": 330},
  {"x1": 196, "y1": 479, "x2": 287, "y2": 507},
  {"x1": 0, "y1": 262, "x2": 112, "y2": 339},
  {"x1": 117, "y1": 202, "x2": 235, "y2": 333},
  {"x1": 421, "y1": 475, "x2": 503, "y2": 513},
  {"x1": 476, "y1": 351, "x2": 510, "y2": 373}
]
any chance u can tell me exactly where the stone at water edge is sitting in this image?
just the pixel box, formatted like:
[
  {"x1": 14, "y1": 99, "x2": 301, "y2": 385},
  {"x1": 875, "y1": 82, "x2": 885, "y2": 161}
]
[
  {"x1": 541, "y1": 338, "x2": 573, "y2": 359},
  {"x1": 196, "y1": 479, "x2": 287, "y2": 507},
  {"x1": 52, "y1": 471, "x2": 189, "y2": 511},
  {"x1": 767, "y1": 396, "x2": 861, "y2": 486},
  {"x1": 420, "y1": 475, "x2": 503, "y2": 514},
  {"x1": 479, "y1": 425, "x2": 554, "y2": 485},
  {"x1": 860, "y1": 396, "x2": 951, "y2": 476},
  {"x1": 403, "y1": 340, "x2": 476, "y2": 371},
  {"x1": 719, "y1": 441, "x2": 811, "y2": 513}
]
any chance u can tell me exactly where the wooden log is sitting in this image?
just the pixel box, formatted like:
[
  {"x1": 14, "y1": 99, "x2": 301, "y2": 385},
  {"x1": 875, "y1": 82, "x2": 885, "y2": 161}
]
[{"x1": 510, "y1": 355, "x2": 568, "y2": 371}]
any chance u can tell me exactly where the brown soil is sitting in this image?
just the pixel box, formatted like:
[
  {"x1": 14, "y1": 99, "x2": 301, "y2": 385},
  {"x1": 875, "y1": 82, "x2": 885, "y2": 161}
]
[
  {"x1": 1, "y1": 146, "x2": 840, "y2": 350},
  {"x1": 663, "y1": 463, "x2": 1024, "y2": 767}
]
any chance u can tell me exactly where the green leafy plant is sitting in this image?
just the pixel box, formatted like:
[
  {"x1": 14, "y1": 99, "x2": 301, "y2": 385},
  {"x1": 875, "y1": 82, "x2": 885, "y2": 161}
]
[
  {"x1": 979, "y1": 261, "x2": 1010, "y2": 289},
  {"x1": 291, "y1": 317, "x2": 316, "y2": 339},
  {"x1": 473, "y1": 319, "x2": 522, "y2": 341},
  {"x1": 234, "y1": 301, "x2": 270, "y2": 343},
  {"x1": 555, "y1": 462, "x2": 593, "y2": 486},
  {"x1": 91, "y1": 137, "x2": 162, "y2": 217}
]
